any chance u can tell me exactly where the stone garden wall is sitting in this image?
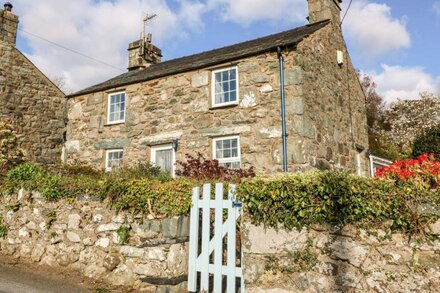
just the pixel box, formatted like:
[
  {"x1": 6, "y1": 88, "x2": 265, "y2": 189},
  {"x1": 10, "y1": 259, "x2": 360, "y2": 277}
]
[
  {"x1": 0, "y1": 190, "x2": 189, "y2": 292},
  {"x1": 242, "y1": 221, "x2": 440, "y2": 292}
]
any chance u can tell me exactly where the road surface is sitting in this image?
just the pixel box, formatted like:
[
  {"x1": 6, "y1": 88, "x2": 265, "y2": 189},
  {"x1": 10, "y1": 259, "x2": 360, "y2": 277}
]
[{"x1": 0, "y1": 263, "x2": 91, "y2": 293}]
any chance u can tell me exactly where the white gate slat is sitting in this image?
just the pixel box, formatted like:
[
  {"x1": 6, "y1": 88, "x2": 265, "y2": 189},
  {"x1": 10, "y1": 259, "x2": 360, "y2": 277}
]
[
  {"x1": 188, "y1": 187, "x2": 200, "y2": 292},
  {"x1": 188, "y1": 183, "x2": 244, "y2": 293},
  {"x1": 213, "y1": 183, "x2": 223, "y2": 292},
  {"x1": 200, "y1": 184, "x2": 211, "y2": 291},
  {"x1": 227, "y1": 184, "x2": 237, "y2": 293}
]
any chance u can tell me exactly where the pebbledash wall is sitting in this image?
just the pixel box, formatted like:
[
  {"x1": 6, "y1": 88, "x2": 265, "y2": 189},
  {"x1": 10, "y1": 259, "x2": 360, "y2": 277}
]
[
  {"x1": 65, "y1": 22, "x2": 369, "y2": 175},
  {"x1": 242, "y1": 222, "x2": 440, "y2": 292},
  {"x1": 0, "y1": 5, "x2": 66, "y2": 165},
  {"x1": 0, "y1": 190, "x2": 189, "y2": 292}
]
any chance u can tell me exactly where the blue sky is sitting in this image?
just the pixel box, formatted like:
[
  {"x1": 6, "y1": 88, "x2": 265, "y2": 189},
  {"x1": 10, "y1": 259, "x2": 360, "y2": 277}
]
[{"x1": 12, "y1": 0, "x2": 440, "y2": 101}]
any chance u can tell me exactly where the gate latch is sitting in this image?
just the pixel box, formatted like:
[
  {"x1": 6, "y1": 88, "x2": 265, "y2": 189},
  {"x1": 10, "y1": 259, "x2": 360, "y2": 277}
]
[{"x1": 232, "y1": 201, "x2": 243, "y2": 208}]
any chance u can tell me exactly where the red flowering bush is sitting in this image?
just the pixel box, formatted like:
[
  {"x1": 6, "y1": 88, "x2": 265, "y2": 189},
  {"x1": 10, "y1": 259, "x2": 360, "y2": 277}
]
[
  {"x1": 375, "y1": 153, "x2": 440, "y2": 189},
  {"x1": 176, "y1": 153, "x2": 255, "y2": 183}
]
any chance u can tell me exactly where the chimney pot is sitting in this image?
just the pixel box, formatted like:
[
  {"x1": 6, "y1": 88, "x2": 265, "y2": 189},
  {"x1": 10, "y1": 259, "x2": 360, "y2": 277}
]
[{"x1": 4, "y1": 2, "x2": 13, "y2": 12}]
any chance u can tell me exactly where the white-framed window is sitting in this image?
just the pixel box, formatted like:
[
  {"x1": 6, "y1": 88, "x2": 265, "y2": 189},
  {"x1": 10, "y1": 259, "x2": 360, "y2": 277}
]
[
  {"x1": 105, "y1": 149, "x2": 124, "y2": 172},
  {"x1": 213, "y1": 136, "x2": 241, "y2": 169},
  {"x1": 107, "y1": 91, "x2": 126, "y2": 124},
  {"x1": 211, "y1": 66, "x2": 239, "y2": 107},
  {"x1": 150, "y1": 144, "x2": 176, "y2": 177}
]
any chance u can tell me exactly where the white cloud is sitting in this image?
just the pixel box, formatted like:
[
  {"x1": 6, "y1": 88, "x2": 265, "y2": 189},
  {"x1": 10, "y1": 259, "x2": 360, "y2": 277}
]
[
  {"x1": 342, "y1": 0, "x2": 410, "y2": 57},
  {"x1": 207, "y1": 0, "x2": 307, "y2": 26},
  {"x1": 13, "y1": 0, "x2": 206, "y2": 92},
  {"x1": 434, "y1": 1, "x2": 440, "y2": 15},
  {"x1": 370, "y1": 65, "x2": 440, "y2": 103}
]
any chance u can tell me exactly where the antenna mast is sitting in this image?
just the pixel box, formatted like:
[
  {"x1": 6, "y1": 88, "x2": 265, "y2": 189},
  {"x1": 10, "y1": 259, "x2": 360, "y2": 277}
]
[{"x1": 142, "y1": 13, "x2": 157, "y2": 43}]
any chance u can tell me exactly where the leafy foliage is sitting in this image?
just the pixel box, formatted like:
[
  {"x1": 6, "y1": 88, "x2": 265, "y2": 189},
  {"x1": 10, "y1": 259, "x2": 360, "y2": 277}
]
[
  {"x1": 176, "y1": 153, "x2": 255, "y2": 182},
  {"x1": 0, "y1": 215, "x2": 7, "y2": 239},
  {"x1": 237, "y1": 171, "x2": 440, "y2": 233},
  {"x1": 412, "y1": 126, "x2": 440, "y2": 160},
  {"x1": 2, "y1": 162, "x2": 192, "y2": 218},
  {"x1": 0, "y1": 121, "x2": 24, "y2": 175}
]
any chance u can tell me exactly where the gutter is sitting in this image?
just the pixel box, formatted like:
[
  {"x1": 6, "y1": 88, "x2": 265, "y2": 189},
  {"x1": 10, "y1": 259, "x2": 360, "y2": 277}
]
[{"x1": 277, "y1": 47, "x2": 288, "y2": 172}]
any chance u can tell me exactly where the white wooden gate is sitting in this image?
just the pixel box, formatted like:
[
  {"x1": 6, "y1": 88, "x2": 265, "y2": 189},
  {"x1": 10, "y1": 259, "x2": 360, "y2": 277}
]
[{"x1": 188, "y1": 183, "x2": 245, "y2": 293}]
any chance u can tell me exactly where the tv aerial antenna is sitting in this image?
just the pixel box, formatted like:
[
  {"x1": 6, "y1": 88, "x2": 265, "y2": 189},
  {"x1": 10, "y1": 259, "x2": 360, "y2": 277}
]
[{"x1": 142, "y1": 13, "x2": 157, "y2": 43}]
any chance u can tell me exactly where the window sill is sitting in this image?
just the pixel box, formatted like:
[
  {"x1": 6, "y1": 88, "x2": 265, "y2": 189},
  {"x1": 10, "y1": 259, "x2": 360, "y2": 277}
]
[
  {"x1": 105, "y1": 121, "x2": 125, "y2": 126},
  {"x1": 210, "y1": 102, "x2": 239, "y2": 110}
]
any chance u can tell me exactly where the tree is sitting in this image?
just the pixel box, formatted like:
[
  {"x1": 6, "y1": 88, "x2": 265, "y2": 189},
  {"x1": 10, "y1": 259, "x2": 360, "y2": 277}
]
[
  {"x1": 412, "y1": 125, "x2": 440, "y2": 160},
  {"x1": 384, "y1": 92, "x2": 440, "y2": 156},
  {"x1": 50, "y1": 75, "x2": 73, "y2": 95},
  {"x1": 358, "y1": 73, "x2": 400, "y2": 159}
]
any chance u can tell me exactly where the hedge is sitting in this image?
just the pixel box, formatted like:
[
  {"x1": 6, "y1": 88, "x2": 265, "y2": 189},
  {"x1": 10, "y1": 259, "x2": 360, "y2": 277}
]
[{"x1": 237, "y1": 171, "x2": 440, "y2": 233}]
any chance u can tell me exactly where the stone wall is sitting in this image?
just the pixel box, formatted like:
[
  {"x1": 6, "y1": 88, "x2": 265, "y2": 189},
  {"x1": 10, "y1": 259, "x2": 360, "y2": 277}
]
[
  {"x1": 0, "y1": 190, "x2": 189, "y2": 292},
  {"x1": 66, "y1": 22, "x2": 369, "y2": 175},
  {"x1": 242, "y1": 221, "x2": 440, "y2": 292},
  {"x1": 0, "y1": 39, "x2": 66, "y2": 165}
]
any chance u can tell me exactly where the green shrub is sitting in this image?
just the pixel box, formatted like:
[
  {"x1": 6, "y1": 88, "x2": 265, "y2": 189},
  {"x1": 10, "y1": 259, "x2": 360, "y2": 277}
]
[
  {"x1": 0, "y1": 121, "x2": 24, "y2": 175},
  {"x1": 412, "y1": 126, "x2": 440, "y2": 160},
  {"x1": 5, "y1": 163, "x2": 44, "y2": 192},
  {"x1": 237, "y1": 171, "x2": 440, "y2": 233}
]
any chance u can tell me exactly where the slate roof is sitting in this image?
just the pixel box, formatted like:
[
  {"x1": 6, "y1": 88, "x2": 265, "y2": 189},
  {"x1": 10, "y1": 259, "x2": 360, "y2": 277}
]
[{"x1": 69, "y1": 20, "x2": 329, "y2": 98}]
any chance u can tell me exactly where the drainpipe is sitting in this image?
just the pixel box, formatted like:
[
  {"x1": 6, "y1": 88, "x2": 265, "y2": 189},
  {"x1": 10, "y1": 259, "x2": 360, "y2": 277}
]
[{"x1": 277, "y1": 47, "x2": 288, "y2": 172}]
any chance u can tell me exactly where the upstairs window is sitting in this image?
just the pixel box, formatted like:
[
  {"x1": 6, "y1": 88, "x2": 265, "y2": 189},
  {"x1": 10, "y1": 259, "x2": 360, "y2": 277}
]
[
  {"x1": 213, "y1": 136, "x2": 241, "y2": 169},
  {"x1": 212, "y1": 67, "x2": 238, "y2": 107},
  {"x1": 105, "y1": 149, "x2": 123, "y2": 172},
  {"x1": 107, "y1": 92, "x2": 126, "y2": 124}
]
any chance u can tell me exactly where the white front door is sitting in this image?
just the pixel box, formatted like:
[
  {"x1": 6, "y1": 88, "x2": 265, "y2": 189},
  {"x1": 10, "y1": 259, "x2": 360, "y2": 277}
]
[{"x1": 151, "y1": 144, "x2": 175, "y2": 177}]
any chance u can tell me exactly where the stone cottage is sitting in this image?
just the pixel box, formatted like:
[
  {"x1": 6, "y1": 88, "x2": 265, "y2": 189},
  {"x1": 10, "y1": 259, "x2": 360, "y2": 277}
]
[
  {"x1": 0, "y1": 2, "x2": 66, "y2": 165},
  {"x1": 66, "y1": 0, "x2": 369, "y2": 176}
]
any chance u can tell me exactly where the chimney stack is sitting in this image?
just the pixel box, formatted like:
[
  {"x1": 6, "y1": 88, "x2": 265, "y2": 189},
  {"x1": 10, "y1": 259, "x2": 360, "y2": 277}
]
[
  {"x1": 127, "y1": 35, "x2": 162, "y2": 71},
  {"x1": 308, "y1": 0, "x2": 342, "y2": 25},
  {"x1": 0, "y1": 2, "x2": 19, "y2": 45}
]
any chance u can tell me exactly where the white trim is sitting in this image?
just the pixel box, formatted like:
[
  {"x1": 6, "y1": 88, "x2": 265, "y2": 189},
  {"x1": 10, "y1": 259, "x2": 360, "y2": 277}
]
[
  {"x1": 107, "y1": 91, "x2": 126, "y2": 125},
  {"x1": 105, "y1": 149, "x2": 124, "y2": 172},
  {"x1": 150, "y1": 144, "x2": 176, "y2": 177},
  {"x1": 211, "y1": 66, "x2": 239, "y2": 108},
  {"x1": 212, "y1": 135, "x2": 241, "y2": 168},
  {"x1": 369, "y1": 155, "x2": 393, "y2": 178}
]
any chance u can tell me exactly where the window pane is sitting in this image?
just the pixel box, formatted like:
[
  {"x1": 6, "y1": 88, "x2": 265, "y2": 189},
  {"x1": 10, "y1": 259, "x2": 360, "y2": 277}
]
[
  {"x1": 156, "y1": 149, "x2": 173, "y2": 174},
  {"x1": 230, "y1": 91, "x2": 236, "y2": 101},
  {"x1": 222, "y1": 82, "x2": 229, "y2": 92},
  {"x1": 231, "y1": 139, "x2": 237, "y2": 148},
  {"x1": 230, "y1": 81, "x2": 236, "y2": 91},
  {"x1": 215, "y1": 72, "x2": 222, "y2": 83},
  {"x1": 222, "y1": 71, "x2": 228, "y2": 81},
  {"x1": 224, "y1": 149, "x2": 231, "y2": 158},
  {"x1": 231, "y1": 147, "x2": 238, "y2": 157},
  {"x1": 120, "y1": 94, "x2": 125, "y2": 103},
  {"x1": 230, "y1": 69, "x2": 236, "y2": 80},
  {"x1": 223, "y1": 139, "x2": 231, "y2": 149},
  {"x1": 215, "y1": 93, "x2": 223, "y2": 104},
  {"x1": 110, "y1": 104, "x2": 115, "y2": 114}
]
